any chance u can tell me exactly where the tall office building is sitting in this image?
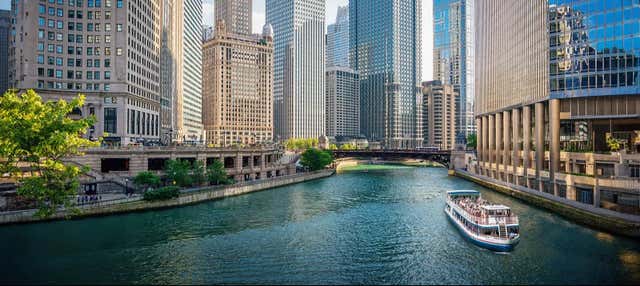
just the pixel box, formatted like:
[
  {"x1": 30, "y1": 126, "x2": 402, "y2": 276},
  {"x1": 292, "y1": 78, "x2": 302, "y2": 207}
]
[
  {"x1": 326, "y1": 5, "x2": 349, "y2": 68},
  {"x1": 0, "y1": 10, "x2": 10, "y2": 93},
  {"x1": 160, "y1": 0, "x2": 203, "y2": 143},
  {"x1": 422, "y1": 81, "x2": 457, "y2": 150},
  {"x1": 474, "y1": 0, "x2": 640, "y2": 214},
  {"x1": 215, "y1": 0, "x2": 252, "y2": 36},
  {"x1": 433, "y1": 0, "x2": 475, "y2": 139},
  {"x1": 349, "y1": 0, "x2": 423, "y2": 149},
  {"x1": 202, "y1": 20, "x2": 274, "y2": 146},
  {"x1": 266, "y1": 0, "x2": 325, "y2": 140},
  {"x1": 326, "y1": 67, "x2": 359, "y2": 138},
  {"x1": 10, "y1": 0, "x2": 162, "y2": 145}
]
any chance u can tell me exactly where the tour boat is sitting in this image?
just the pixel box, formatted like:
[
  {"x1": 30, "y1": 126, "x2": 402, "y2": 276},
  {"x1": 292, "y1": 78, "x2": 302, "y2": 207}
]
[{"x1": 444, "y1": 190, "x2": 520, "y2": 252}]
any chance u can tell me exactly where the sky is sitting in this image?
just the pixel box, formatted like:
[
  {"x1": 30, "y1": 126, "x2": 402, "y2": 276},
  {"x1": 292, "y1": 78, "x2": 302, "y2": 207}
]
[
  {"x1": 203, "y1": 0, "x2": 434, "y2": 81},
  {"x1": 0, "y1": 0, "x2": 432, "y2": 80}
]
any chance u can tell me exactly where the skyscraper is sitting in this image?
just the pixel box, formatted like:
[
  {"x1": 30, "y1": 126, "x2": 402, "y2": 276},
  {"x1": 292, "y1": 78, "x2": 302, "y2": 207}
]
[
  {"x1": 0, "y1": 10, "x2": 10, "y2": 93},
  {"x1": 202, "y1": 21, "x2": 274, "y2": 147},
  {"x1": 326, "y1": 5, "x2": 349, "y2": 68},
  {"x1": 349, "y1": 0, "x2": 423, "y2": 149},
  {"x1": 10, "y1": 0, "x2": 163, "y2": 145},
  {"x1": 326, "y1": 67, "x2": 359, "y2": 138},
  {"x1": 161, "y1": 0, "x2": 203, "y2": 143},
  {"x1": 474, "y1": 0, "x2": 640, "y2": 214},
  {"x1": 267, "y1": 0, "x2": 326, "y2": 140},
  {"x1": 422, "y1": 81, "x2": 457, "y2": 150},
  {"x1": 215, "y1": 0, "x2": 252, "y2": 36},
  {"x1": 433, "y1": 0, "x2": 475, "y2": 139}
]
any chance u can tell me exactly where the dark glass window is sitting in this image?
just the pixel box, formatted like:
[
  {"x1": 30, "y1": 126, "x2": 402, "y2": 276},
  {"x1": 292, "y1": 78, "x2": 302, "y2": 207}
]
[{"x1": 104, "y1": 108, "x2": 117, "y2": 133}]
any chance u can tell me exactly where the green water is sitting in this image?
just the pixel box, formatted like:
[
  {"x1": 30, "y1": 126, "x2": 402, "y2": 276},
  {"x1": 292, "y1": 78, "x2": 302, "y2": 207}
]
[{"x1": 1, "y1": 167, "x2": 639, "y2": 284}]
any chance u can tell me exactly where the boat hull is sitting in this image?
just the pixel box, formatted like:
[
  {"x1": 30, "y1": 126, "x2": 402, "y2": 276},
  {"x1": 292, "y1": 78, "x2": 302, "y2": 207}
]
[{"x1": 445, "y1": 208, "x2": 519, "y2": 252}]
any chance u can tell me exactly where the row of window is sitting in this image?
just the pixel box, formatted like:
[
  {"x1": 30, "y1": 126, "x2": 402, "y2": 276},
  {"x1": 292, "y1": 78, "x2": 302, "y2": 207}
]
[
  {"x1": 37, "y1": 68, "x2": 111, "y2": 80},
  {"x1": 37, "y1": 80, "x2": 111, "y2": 91},
  {"x1": 37, "y1": 44, "x2": 120, "y2": 56},
  {"x1": 127, "y1": 109, "x2": 158, "y2": 137},
  {"x1": 42, "y1": 0, "x2": 123, "y2": 9}
]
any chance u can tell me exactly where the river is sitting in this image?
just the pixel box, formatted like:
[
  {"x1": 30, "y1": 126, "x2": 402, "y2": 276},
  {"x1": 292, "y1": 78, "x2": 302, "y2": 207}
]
[{"x1": 1, "y1": 166, "x2": 639, "y2": 284}]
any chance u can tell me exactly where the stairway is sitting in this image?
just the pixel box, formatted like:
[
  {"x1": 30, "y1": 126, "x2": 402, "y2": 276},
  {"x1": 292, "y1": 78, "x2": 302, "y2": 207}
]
[{"x1": 498, "y1": 223, "x2": 508, "y2": 239}]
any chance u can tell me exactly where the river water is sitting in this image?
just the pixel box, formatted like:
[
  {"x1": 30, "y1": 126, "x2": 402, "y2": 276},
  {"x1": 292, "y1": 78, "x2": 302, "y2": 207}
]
[{"x1": 1, "y1": 166, "x2": 639, "y2": 284}]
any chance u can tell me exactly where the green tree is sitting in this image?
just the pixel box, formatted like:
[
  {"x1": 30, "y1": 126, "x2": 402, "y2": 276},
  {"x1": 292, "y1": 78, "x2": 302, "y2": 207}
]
[
  {"x1": 164, "y1": 159, "x2": 192, "y2": 187},
  {"x1": 206, "y1": 159, "x2": 229, "y2": 185},
  {"x1": 339, "y1": 143, "x2": 357, "y2": 151},
  {"x1": 300, "y1": 148, "x2": 334, "y2": 171},
  {"x1": 467, "y1": 134, "x2": 477, "y2": 149},
  {"x1": 328, "y1": 143, "x2": 338, "y2": 150},
  {"x1": 0, "y1": 90, "x2": 99, "y2": 217},
  {"x1": 284, "y1": 138, "x2": 319, "y2": 151},
  {"x1": 191, "y1": 160, "x2": 207, "y2": 186},
  {"x1": 606, "y1": 135, "x2": 621, "y2": 152},
  {"x1": 133, "y1": 171, "x2": 160, "y2": 192}
]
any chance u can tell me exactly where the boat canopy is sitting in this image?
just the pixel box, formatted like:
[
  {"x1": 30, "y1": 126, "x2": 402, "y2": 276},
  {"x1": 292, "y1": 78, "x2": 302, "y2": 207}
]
[
  {"x1": 446, "y1": 190, "x2": 480, "y2": 197},
  {"x1": 481, "y1": 205, "x2": 511, "y2": 211}
]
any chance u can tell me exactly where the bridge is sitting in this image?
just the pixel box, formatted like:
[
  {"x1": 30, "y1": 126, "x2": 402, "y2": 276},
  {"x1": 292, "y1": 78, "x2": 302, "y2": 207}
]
[{"x1": 332, "y1": 149, "x2": 458, "y2": 169}]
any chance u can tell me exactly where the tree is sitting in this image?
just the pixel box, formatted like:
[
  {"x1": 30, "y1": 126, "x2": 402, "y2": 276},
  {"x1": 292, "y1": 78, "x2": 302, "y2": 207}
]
[
  {"x1": 133, "y1": 171, "x2": 160, "y2": 192},
  {"x1": 191, "y1": 160, "x2": 207, "y2": 186},
  {"x1": 164, "y1": 159, "x2": 192, "y2": 187},
  {"x1": 0, "y1": 90, "x2": 99, "y2": 217},
  {"x1": 300, "y1": 148, "x2": 334, "y2": 171},
  {"x1": 339, "y1": 143, "x2": 357, "y2": 150},
  {"x1": 328, "y1": 143, "x2": 338, "y2": 150},
  {"x1": 467, "y1": 134, "x2": 477, "y2": 149},
  {"x1": 206, "y1": 159, "x2": 229, "y2": 185},
  {"x1": 606, "y1": 135, "x2": 621, "y2": 152},
  {"x1": 284, "y1": 137, "x2": 319, "y2": 151}
]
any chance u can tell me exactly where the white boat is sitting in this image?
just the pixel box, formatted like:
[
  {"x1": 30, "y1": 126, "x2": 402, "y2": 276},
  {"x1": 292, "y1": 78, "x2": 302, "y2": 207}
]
[{"x1": 444, "y1": 190, "x2": 520, "y2": 252}]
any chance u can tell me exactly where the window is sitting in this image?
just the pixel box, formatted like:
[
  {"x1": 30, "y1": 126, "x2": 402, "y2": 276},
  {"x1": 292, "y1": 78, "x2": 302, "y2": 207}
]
[
  {"x1": 38, "y1": 17, "x2": 45, "y2": 27},
  {"x1": 38, "y1": 4, "x2": 45, "y2": 14},
  {"x1": 117, "y1": 0, "x2": 122, "y2": 8},
  {"x1": 116, "y1": 24, "x2": 122, "y2": 32},
  {"x1": 37, "y1": 42, "x2": 44, "y2": 51},
  {"x1": 37, "y1": 54, "x2": 44, "y2": 64},
  {"x1": 104, "y1": 71, "x2": 111, "y2": 80},
  {"x1": 104, "y1": 59, "x2": 111, "y2": 67},
  {"x1": 116, "y1": 48, "x2": 122, "y2": 56},
  {"x1": 103, "y1": 108, "x2": 117, "y2": 134}
]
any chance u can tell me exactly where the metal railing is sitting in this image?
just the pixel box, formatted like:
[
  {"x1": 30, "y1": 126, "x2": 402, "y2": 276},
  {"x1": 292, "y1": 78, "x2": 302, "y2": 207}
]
[{"x1": 448, "y1": 199, "x2": 519, "y2": 225}]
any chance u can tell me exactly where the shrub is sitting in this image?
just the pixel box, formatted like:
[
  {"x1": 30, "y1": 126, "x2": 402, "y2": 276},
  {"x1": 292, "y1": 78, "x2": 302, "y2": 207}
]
[
  {"x1": 143, "y1": 186, "x2": 180, "y2": 201},
  {"x1": 300, "y1": 148, "x2": 334, "y2": 171},
  {"x1": 133, "y1": 171, "x2": 161, "y2": 191}
]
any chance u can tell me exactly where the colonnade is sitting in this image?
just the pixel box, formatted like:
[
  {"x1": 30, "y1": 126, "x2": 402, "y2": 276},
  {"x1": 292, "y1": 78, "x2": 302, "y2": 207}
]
[{"x1": 475, "y1": 99, "x2": 560, "y2": 194}]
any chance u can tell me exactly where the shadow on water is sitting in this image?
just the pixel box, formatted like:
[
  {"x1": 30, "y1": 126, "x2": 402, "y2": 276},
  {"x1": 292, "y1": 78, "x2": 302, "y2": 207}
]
[{"x1": 0, "y1": 166, "x2": 639, "y2": 284}]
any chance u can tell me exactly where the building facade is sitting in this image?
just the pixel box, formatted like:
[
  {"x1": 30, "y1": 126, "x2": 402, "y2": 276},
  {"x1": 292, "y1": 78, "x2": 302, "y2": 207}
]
[
  {"x1": 433, "y1": 0, "x2": 475, "y2": 139},
  {"x1": 349, "y1": 0, "x2": 423, "y2": 149},
  {"x1": 10, "y1": 0, "x2": 162, "y2": 146},
  {"x1": 160, "y1": 0, "x2": 203, "y2": 144},
  {"x1": 266, "y1": 0, "x2": 325, "y2": 140},
  {"x1": 202, "y1": 21, "x2": 273, "y2": 147},
  {"x1": 473, "y1": 0, "x2": 640, "y2": 215},
  {"x1": 215, "y1": 0, "x2": 252, "y2": 36},
  {"x1": 326, "y1": 5, "x2": 349, "y2": 68},
  {"x1": 0, "y1": 10, "x2": 10, "y2": 93},
  {"x1": 422, "y1": 81, "x2": 457, "y2": 150},
  {"x1": 326, "y1": 67, "x2": 359, "y2": 138}
]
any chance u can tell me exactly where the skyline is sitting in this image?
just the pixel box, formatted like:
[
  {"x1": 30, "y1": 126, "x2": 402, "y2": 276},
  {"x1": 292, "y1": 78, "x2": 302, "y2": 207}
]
[
  {"x1": 0, "y1": 1, "x2": 434, "y2": 81},
  {"x1": 204, "y1": 0, "x2": 434, "y2": 81}
]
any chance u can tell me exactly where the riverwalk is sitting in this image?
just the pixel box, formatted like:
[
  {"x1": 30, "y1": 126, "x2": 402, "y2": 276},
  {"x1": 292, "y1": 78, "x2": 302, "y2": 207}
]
[
  {"x1": 454, "y1": 169, "x2": 640, "y2": 237},
  {"x1": 0, "y1": 170, "x2": 334, "y2": 225}
]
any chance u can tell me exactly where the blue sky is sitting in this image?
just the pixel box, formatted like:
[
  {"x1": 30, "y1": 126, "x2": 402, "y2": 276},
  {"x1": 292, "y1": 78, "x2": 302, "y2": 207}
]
[{"x1": 0, "y1": 0, "x2": 432, "y2": 80}]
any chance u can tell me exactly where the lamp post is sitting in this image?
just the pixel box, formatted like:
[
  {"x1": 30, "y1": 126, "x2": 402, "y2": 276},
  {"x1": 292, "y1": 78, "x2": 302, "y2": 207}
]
[{"x1": 125, "y1": 178, "x2": 129, "y2": 196}]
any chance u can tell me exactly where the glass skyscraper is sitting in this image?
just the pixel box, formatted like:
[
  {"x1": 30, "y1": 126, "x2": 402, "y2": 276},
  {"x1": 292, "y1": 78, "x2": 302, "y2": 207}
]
[
  {"x1": 473, "y1": 0, "x2": 640, "y2": 216},
  {"x1": 349, "y1": 0, "x2": 422, "y2": 149},
  {"x1": 433, "y1": 0, "x2": 474, "y2": 139},
  {"x1": 326, "y1": 5, "x2": 349, "y2": 68}
]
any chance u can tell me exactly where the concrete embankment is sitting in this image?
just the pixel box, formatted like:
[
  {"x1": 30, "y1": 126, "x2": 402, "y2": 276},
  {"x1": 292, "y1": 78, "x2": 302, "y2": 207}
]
[
  {"x1": 454, "y1": 170, "x2": 640, "y2": 237},
  {"x1": 0, "y1": 170, "x2": 334, "y2": 225}
]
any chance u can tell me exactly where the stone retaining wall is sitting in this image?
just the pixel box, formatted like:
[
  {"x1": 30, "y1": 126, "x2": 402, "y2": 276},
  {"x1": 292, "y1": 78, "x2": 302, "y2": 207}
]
[
  {"x1": 454, "y1": 170, "x2": 640, "y2": 237},
  {"x1": 0, "y1": 170, "x2": 334, "y2": 225}
]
